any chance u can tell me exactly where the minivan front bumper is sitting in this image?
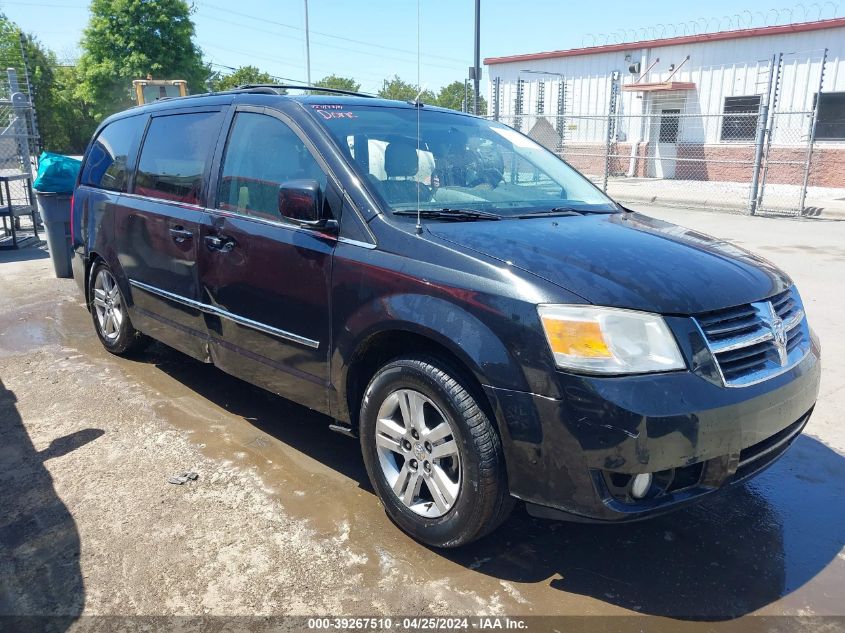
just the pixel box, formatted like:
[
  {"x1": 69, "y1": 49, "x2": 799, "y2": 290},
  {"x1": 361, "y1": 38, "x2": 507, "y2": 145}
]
[{"x1": 484, "y1": 333, "x2": 821, "y2": 522}]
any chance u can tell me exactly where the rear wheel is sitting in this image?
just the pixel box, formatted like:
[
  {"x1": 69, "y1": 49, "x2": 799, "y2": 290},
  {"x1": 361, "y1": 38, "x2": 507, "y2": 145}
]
[
  {"x1": 360, "y1": 356, "x2": 513, "y2": 547},
  {"x1": 89, "y1": 261, "x2": 148, "y2": 355}
]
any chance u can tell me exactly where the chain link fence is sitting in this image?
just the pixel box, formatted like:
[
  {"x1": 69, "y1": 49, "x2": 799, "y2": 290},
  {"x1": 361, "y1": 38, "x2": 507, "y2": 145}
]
[
  {"x1": 490, "y1": 50, "x2": 840, "y2": 216},
  {"x1": 0, "y1": 66, "x2": 40, "y2": 244},
  {"x1": 0, "y1": 32, "x2": 40, "y2": 175},
  {"x1": 494, "y1": 107, "x2": 829, "y2": 216}
]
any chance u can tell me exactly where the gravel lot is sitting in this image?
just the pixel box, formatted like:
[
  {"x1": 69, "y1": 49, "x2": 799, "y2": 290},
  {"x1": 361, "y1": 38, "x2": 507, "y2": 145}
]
[{"x1": 1, "y1": 206, "x2": 844, "y2": 629}]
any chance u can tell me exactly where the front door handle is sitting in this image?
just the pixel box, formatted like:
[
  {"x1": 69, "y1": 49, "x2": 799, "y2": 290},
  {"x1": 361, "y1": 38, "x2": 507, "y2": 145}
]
[
  {"x1": 205, "y1": 234, "x2": 236, "y2": 253},
  {"x1": 169, "y1": 226, "x2": 193, "y2": 243}
]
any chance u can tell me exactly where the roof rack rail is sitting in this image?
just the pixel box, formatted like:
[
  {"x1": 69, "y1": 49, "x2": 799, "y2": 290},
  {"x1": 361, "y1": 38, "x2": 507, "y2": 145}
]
[
  {"x1": 128, "y1": 84, "x2": 378, "y2": 106},
  {"x1": 234, "y1": 83, "x2": 376, "y2": 98},
  {"x1": 228, "y1": 86, "x2": 281, "y2": 95},
  {"x1": 132, "y1": 86, "x2": 280, "y2": 103}
]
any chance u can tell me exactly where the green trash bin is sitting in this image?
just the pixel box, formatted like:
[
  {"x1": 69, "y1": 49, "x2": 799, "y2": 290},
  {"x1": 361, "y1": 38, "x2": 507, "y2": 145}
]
[{"x1": 34, "y1": 191, "x2": 73, "y2": 279}]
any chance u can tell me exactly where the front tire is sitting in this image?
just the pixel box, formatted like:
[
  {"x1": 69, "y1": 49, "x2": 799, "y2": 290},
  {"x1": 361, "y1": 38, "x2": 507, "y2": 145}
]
[
  {"x1": 360, "y1": 356, "x2": 513, "y2": 547},
  {"x1": 89, "y1": 261, "x2": 148, "y2": 355}
]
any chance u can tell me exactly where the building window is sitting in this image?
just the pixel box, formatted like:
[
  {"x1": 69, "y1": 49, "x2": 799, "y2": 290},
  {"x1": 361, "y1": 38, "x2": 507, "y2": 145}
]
[
  {"x1": 658, "y1": 109, "x2": 680, "y2": 143},
  {"x1": 815, "y1": 92, "x2": 845, "y2": 140},
  {"x1": 721, "y1": 96, "x2": 761, "y2": 141}
]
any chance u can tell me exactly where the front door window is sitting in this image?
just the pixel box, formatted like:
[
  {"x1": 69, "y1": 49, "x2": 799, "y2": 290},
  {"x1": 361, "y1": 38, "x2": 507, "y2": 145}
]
[{"x1": 218, "y1": 112, "x2": 327, "y2": 221}]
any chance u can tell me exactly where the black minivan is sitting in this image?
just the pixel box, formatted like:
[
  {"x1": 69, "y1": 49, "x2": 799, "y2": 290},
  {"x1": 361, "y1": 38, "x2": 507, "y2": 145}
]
[{"x1": 72, "y1": 86, "x2": 820, "y2": 547}]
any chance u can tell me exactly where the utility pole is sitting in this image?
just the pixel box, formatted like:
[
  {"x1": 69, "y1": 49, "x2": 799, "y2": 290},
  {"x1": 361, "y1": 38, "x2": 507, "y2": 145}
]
[
  {"x1": 472, "y1": 0, "x2": 481, "y2": 114},
  {"x1": 304, "y1": 0, "x2": 312, "y2": 85}
]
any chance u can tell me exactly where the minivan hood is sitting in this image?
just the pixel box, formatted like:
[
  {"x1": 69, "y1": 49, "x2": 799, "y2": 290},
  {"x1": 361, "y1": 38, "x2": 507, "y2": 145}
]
[{"x1": 426, "y1": 212, "x2": 790, "y2": 314}]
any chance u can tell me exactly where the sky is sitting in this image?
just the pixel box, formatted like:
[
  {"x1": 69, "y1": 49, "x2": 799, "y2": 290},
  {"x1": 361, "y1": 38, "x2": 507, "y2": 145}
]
[{"x1": 2, "y1": 0, "x2": 837, "y2": 96}]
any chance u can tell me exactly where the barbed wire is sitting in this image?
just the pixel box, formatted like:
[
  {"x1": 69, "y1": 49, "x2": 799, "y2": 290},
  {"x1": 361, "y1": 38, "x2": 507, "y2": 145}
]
[{"x1": 580, "y1": 2, "x2": 841, "y2": 47}]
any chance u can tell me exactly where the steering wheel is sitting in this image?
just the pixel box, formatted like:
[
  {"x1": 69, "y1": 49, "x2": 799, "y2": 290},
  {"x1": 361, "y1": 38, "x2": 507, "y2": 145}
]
[{"x1": 468, "y1": 168, "x2": 504, "y2": 189}]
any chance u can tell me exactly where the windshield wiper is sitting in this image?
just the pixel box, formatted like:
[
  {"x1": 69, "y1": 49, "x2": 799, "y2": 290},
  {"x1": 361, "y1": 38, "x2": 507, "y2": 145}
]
[
  {"x1": 516, "y1": 207, "x2": 584, "y2": 218},
  {"x1": 516, "y1": 206, "x2": 618, "y2": 219},
  {"x1": 393, "y1": 208, "x2": 501, "y2": 221}
]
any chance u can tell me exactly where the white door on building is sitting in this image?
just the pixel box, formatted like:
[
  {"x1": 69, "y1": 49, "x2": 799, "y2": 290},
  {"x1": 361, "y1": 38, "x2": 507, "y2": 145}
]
[{"x1": 651, "y1": 108, "x2": 680, "y2": 179}]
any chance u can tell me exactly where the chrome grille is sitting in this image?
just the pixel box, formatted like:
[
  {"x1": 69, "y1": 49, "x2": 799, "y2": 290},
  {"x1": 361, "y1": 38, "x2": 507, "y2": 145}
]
[{"x1": 695, "y1": 287, "x2": 810, "y2": 387}]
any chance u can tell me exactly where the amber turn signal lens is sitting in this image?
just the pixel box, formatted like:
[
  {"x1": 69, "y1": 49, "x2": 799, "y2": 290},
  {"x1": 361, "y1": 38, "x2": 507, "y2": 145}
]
[
  {"x1": 537, "y1": 304, "x2": 685, "y2": 374},
  {"x1": 540, "y1": 317, "x2": 612, "y2": 358}
]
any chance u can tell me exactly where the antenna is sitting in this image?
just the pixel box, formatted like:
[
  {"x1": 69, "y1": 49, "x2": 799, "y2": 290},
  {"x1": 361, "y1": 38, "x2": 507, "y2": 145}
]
[
  {"x1": 303, "y1": 0, "x2": 312, "y2": 85},
  {"x1": 415, "y1": 0, "x2": 423, "y2": 235}
]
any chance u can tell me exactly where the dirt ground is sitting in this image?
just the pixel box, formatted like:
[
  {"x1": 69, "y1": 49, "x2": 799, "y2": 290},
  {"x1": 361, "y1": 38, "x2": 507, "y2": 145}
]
[{"x1": 1, "y1": 206, "x2": 844, "y2": 629}]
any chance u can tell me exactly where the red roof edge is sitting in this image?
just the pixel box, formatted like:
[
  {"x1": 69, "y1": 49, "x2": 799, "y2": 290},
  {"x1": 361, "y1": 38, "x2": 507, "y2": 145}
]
[{"x1": 484, "y1": 18, "x2": 845, "y2": 66}]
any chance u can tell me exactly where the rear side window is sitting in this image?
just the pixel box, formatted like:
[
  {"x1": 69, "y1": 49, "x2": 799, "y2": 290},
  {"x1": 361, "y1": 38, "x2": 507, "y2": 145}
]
[
  {"x1": 80, "y1": 116, "x2": 142, "y2": 191},
  {"x1": 217, "y1": 112, "x2": 326, "y2": 221},
  {"x1": 135, "y1": 111, "x2": 221, "y2": 205}
]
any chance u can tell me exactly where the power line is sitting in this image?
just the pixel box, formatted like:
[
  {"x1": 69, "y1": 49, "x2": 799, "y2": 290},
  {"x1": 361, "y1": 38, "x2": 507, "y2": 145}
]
[
  {"x1": 7, "y1": 0, "x2": 466, "y2": 69},
  {"x1": 206, "y1": 61, "x2": 305, "y2": 84},
  {"x1": 1, "y1": 2, "x2": 86, "y2": 7},
  {"x1": 195, "y1": 1, "x2": 468, "y2": 65},
  {"x1": 4, "y1": 0, "x2": 468, "y2": 68},
  {"x1": 5, "y1": 0, "x2": 465, "y2": 89},
  {"x1": 195, "y1": 11, "x2": 467, "y2": 73},
  {"x1": 199, "y1": 41, "x2": 390, "y2": 83}
]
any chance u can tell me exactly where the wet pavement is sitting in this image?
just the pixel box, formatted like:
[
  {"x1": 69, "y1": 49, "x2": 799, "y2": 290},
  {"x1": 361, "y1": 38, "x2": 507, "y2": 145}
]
[{"x1": 1, "y1": 208, "x2": 845, "y2": 626}]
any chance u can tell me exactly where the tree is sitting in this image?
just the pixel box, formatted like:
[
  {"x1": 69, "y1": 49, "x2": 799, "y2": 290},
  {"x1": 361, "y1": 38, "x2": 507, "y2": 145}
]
[
  {"x1": 436, "y1": 80, "x2": 488, "y2": 114},
  {"x1": 76, "y1": 0, "x2": 209, "y2": 120},
  {"x1": 313, "y1": 74, "x2": 360, "y2": 94},
  {"x1": 0, "y1": 15, "x2": 95, "y2": 153},
  {"x1": 436, "y1": 81, "x2": 468, "y2": 112},
  {"x1": 49, "y1": 65, "x2": 99, "y2": 153},
  {"x1": 210, "y1": 65, "x2": 275, "y2": 92},
  {"x1": 18, "y1": 34, "x2": 58, "y2": 149},
  {"x1": 23, "y1": 36, "x2": 97, "y2": 154},
  {"x1": 378, "y1": 75, "x2": 434, "y2": 103}
]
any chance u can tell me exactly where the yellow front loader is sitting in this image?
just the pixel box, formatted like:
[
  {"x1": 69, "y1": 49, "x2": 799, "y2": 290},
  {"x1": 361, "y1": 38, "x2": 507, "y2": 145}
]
[{"x1": 132, "y1": 79, "x2": 188, "y2": 105}]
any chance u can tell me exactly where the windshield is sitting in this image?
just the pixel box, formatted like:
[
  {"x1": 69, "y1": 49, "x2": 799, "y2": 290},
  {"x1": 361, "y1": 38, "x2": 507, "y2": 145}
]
[{"x1": 310, "y1": 104, "x2": 618, "y2": 217}]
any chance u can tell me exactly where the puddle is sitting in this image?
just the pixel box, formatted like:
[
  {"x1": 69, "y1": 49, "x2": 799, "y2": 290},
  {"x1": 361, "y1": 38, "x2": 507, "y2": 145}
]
[
  {"x1": 0, "y1": 300, "x2": 86, "y2": 357},
  {"x1": 5, "y1": 280, "x2": 845, "y2": 619}
]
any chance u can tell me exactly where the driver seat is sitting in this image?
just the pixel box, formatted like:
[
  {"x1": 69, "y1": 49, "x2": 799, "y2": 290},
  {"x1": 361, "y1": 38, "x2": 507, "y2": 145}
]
[{"x1": 381, "y1": 141, "x2": 430, "y2": 204}]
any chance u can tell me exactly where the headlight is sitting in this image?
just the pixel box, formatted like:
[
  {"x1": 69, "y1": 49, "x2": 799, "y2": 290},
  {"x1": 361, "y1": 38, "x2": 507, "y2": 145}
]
[{"x1": 537, "y1": 305, "x2": 685, "y2": 374}]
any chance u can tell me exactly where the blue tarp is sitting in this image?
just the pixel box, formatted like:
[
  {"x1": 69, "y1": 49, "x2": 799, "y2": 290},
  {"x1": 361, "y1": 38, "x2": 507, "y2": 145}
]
[{"x1": 33, "y1": 152, "x2": 82, "y2": 193}]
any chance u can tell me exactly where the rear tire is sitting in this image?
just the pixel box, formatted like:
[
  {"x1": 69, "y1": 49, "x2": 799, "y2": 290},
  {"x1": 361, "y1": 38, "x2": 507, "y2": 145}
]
[
  {"x1": 360, "y1": 355, "x2": 513, "y2": 547},
  {"x1": 88, "y1": 261, "x2": 148, "y2": 355}
]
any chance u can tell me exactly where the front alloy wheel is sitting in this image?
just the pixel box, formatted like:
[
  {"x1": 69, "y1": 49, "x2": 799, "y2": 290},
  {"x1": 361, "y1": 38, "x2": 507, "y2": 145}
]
[
  {"x1": 375, "y1": 389, "x2": 461, "y2": 518},
  {"x1": 360, "y1": 355, "x2": 513, "y2": 547}
]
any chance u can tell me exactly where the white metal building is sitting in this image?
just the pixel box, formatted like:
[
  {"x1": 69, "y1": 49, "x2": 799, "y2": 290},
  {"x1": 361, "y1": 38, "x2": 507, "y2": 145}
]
[{"x1": 484, "y1": 19, "x2": 845, "y2": 189}]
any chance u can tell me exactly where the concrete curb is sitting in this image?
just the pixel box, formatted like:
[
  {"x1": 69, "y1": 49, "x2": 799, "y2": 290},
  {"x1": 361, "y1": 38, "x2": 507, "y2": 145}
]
[{"x1": 612, "y1": 192, "x2": 845, "y2": 220}]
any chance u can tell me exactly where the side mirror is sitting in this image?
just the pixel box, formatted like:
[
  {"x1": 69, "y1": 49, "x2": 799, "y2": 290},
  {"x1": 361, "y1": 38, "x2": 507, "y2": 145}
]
[{"x1": 278, "y1": 179, "x2": 336, "y2": 230}]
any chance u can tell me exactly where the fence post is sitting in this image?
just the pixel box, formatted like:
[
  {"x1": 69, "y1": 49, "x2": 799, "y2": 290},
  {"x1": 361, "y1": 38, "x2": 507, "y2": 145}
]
[
  {"x1": 513, "y1": 79, "x2": 524, "y2": 132},
  {"x1": 7, "y1": 69, "x2": 33, "y2": 178},
  {"x1": 18, "y1": 32, "x2": 40, "y2": 156},
  {"x1": 798, "y1": 48, "x2": 828, "y2": 215},
  {"x1": 555, "y1": 78, "x2": 565, "y2": 156},
  {"x1": 747, "y1": 54, "x2": 777, "y2": 215},
  {"x1": 755, "y1": 53, "x2": 783, "y2": 213},
  {"x1": 536, "y1": 80, "x2": 545, "y2": 115},
  {"x1": 602, "y1": 72, "x2": 620, "y2": 193}
]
